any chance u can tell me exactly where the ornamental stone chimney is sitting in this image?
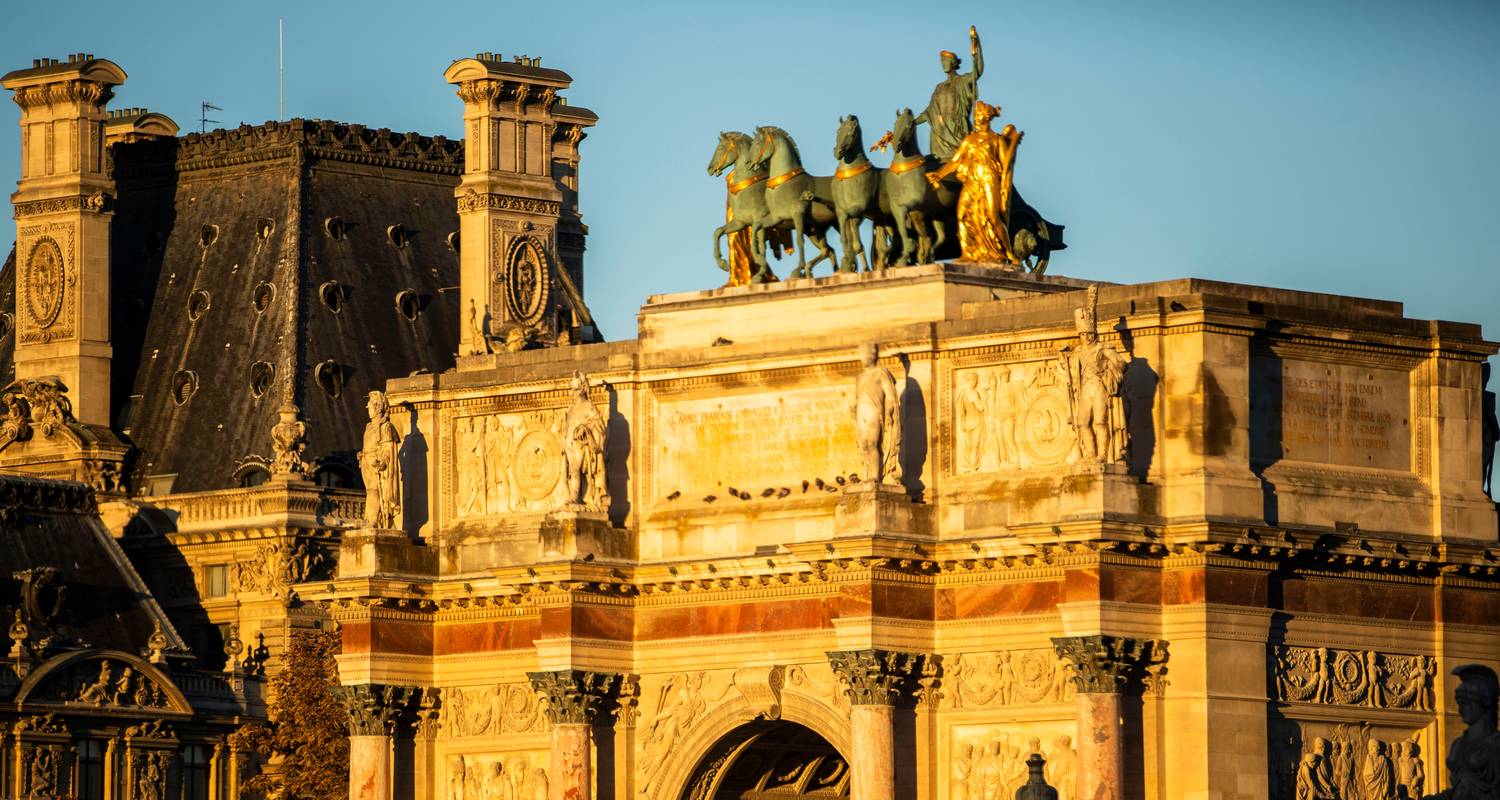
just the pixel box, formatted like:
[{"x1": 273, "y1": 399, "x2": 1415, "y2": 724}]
[
  {"x1": 3, "y1": 54, "x2": 126, "y2": 426},
  {"x1": 444, "y1": 52, "x2": 599, "y2": 358}
]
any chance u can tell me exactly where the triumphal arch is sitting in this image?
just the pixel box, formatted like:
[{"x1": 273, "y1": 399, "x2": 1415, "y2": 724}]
[{"x1": 325, "y1": 48, "x2": 1500, "y2": 800}]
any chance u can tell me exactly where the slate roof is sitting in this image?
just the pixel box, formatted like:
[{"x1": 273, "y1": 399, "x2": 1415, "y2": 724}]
[
  {"x1": 0, "y1": 475, "x2": 185, "y2": 655},
  {"x1": 2, "y1": 119, "x2": 465, "y2": 493}
]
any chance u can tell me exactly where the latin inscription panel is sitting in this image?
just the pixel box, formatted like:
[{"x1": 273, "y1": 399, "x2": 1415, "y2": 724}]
[
  {"x1": 1250, "y1": 356, "x2": 1411, "y2": 471},
  {"x1": 653, "y1": 385, "x2": 856, "y2": 499}
]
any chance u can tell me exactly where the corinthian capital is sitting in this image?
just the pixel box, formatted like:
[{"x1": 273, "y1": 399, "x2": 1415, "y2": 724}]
[
  {"x1": 527, "y1": 670, "x2": 622, "y2": 726},
  {"x1": 334, "y1": 683, "x2": 424, "y2": 736},
  {"x1": 1051, "y1": 635, "x2": 1168, "y2": 695},
  {"x1": 827, "y1": 649, "x2": 928, "y2": 706}
]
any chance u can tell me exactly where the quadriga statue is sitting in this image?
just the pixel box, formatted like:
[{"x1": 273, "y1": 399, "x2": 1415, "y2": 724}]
[{"x1": 359, "y1": 391, "x2": 402, "y2": 529}]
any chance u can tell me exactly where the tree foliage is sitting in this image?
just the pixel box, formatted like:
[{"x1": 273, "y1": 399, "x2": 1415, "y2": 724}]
[{"x1": 234, "y1": 628, "x2": 348, "y2": 800}]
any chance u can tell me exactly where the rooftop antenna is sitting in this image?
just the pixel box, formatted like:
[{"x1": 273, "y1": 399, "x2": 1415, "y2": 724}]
[
  {"x1": 200, "y1": 101, "x2": 221, "y2": 134},
  {"x1": 278, "y1": 18, "x2": 284, "y2": 120}
]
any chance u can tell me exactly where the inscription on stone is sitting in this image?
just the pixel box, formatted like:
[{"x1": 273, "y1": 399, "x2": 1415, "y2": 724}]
[
  {"x1": 1251, "y1": 358, "x2": 1410, "y2": 471},
  {"x1": 654, "y1": 386, "x2": 856, "y2": 498}
]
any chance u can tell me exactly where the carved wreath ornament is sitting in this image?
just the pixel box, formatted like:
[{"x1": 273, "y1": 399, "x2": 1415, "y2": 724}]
[
  {"x1": 24, "y1": 237, "x2": 65, "y2": 328},
  {"x1": 504, "y1": 236, "x2": 550, "y2": 326}
]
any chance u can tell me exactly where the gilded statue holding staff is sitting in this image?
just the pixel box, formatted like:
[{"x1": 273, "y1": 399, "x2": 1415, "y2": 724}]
[{"x1": 926, "y1": 100, "x2": 1023, "y2": 265}]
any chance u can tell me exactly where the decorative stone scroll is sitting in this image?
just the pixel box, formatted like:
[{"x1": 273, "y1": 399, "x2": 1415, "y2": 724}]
[
  {"x1": 269, "y1": 384, "x2": 309, "y2": 478},
  {"x1": 445, "y1": 684, "x2": 548, "y2": 737},
  {"x1": 826, "y1": 649, "x2": 927, "y2": 706},
  {"x1": 1273, "y1": 646, "x2": 1435, "y2": 711},
  {"x1": 1050, "y1": 635, "x2": 1168, "y2": 695},
  {"x1": 944, "y1": 648, "x2": 1075, "y2": 708},
  {"x1": 335, "y1": 683, "x2": 424, "y2": 736},
  {"x1": 526, "y1": 670, "x2": 622, "y2": 726}
]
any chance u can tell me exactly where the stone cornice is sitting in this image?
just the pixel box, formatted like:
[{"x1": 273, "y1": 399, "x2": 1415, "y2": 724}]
[{"x1": 111, "y1": 119, "x2": 464, "y2": 177}]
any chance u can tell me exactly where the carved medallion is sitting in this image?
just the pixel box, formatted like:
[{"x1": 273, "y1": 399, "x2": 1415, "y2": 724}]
[
  {"x1": 1018, "y1": 388, "x2": 1074, "y2": 466},
  {"x1": 24, "y1": 237, "x2": 65, "y2": 328},
  {"x1": 513, "y1": 429, "x2": 563, "y2": 501},
  {"x1": 504, "y1": 236, "x2": 550, "y2": 326}
]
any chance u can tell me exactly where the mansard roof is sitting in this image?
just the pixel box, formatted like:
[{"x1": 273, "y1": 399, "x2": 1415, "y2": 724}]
[
  {"x1": 2, "y1": 119, "x2": 465, "y2": 494},
  {"x1": 0, "y1": 475, "x2": 186, "y2": 656}
]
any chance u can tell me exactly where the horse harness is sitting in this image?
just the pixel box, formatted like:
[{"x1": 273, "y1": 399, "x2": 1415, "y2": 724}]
[
  {"x1": 888, "y1": 157, "x2": 927, "y2": 175},
  {"x1": 726, "y1": 170, "x2": 767, "y2": 195},
  {"x1": 766, "y1": 167, "x2": 806, "y2": 190},
  {"x1": 834, "y1": 162, "x2": 874, "y2": 180}
]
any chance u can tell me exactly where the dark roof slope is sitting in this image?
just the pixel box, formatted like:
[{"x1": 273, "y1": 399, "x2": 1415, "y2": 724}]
[
  {"x1": 104, "y1": 120, "x2": 463, "y2": 492},
  {"x1": 0, "y1": 475, "x2": 185, "y2": 654}
]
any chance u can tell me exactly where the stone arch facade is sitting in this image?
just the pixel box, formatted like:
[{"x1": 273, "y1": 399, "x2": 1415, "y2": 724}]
[{"x1": 646, "y1": 685, "x2": 850, "y2": 800}]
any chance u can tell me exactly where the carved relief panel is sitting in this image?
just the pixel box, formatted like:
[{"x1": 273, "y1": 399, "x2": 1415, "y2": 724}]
[
  {"x1": 1270, "y1": 721, "x2": 1428, "y2": 800},
  {"x1": 1273, "y1": 646, "x2": 1434, "y2": 711},
  {"x1": 443, "y1": 684, "x2": 549, "y2": 738},
  {"x1": 949, "y1": 361, "x2": 1078, "y2": 476},
  {"x1": 15, "y1": 222, "x2": 77, "y2": 344},
  {"x1": 948, "y1": 724, "x2": 1079, "y2": 800},
  {"x1": 447, "y1": 409, "x2": 568, "y2": 519},
  {"x1": 445, "y1": 752, "x2": 549, "y2": 800},
  {"x1": 941, "y1": 649, "x2": 1076, "y2": 709}
]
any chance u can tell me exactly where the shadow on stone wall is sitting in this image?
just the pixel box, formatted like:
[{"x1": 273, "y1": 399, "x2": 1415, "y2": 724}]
[
  {"x1": 608, "y1": 387, "x2": 632, "y2": 528},
  {"x1": 398, "y1": 404, "x2": 428, "y2": 536},
  {"x1": 899, "y1": 353, "x2": 928, "y2": 501}
]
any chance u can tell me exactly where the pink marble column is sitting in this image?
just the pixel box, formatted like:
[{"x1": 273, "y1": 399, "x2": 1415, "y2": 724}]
[
  {"x1": 1052, "y1": 636, "x2": 1168, "y2": 800},
  {"x1": 528, "y1": 670, "x2": 623, "y2": 800},
  {"x1": 1074, "y1": 692, "x2": 1124, "y2": 800},
  {"x1": 849, "y1": 704, "x2": 895, "y2": 800},
  {"x1": 828, "y1": 650, "x2": 927, "y2": 800},
  {"x1": 551, "y1": 724, "x2": 592, "y2": 800},
  {"x1": 349, "y1": 735, "x2": 391, "y2": 800}
]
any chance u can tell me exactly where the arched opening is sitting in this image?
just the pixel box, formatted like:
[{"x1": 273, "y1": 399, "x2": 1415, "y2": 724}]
[{"x1": 681, "y1": 721, "x2": 849, "y2": 800}]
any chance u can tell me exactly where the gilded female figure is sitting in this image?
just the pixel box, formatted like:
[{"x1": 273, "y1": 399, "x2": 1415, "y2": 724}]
[{"x1": 926, "y1": 100, "x2": 1022, "y2": 265}]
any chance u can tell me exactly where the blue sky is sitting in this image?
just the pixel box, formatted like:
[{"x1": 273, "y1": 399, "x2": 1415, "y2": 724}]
[{"x1": 5, "y1": 0, "x2": 1498, "y2": 357}]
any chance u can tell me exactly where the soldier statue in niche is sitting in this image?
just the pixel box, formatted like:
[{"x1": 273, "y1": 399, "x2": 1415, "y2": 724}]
[
  {"x1": 561, "y1": 371, "x2": 609, "y2": 513},
  {"x1": 855, "y1": 343, "x2": 903, "y2": 485}
]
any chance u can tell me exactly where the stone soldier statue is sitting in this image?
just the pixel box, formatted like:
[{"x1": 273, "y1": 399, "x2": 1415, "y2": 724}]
[
  {"x1": 914, "y1": 26, "x2": 985, "y2": 161},
  {"x1": 855, "y1": 343, "x2": 902, "y2": 485},
  {"x1": 1433, "y1": 664, "x2": 1500, "y2": 800},
  {"x1": 359, "y1": 391, "x2": 402, "y2": 529},
  {"x1": 1061, "y1": 286, "x2": 1130, "y2": 465},
  {"x1": 562, "y1": 371, "x2": 609, "y2": 512}
]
